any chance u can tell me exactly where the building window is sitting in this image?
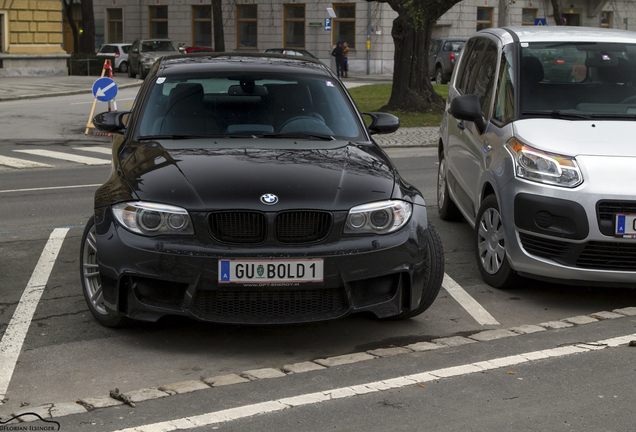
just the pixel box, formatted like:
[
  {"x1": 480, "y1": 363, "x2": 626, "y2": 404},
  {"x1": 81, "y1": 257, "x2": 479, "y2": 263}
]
[
  {"x1": 237, "y1": 5, "x2": 257, "y2": 49},
  {"x1": 601, "y1": 11, "x2": 611, "y2": 28},
  {"x1": 476, "y1": 8, "x2": 492, "y2": 31},
  {"x1": 193, "y1": 6, "x2": 212, "y2": 46},
  {"x1": 107, "y1": 9, "x2": 123, "y2": 43},
  {"x1": 333, "y1": 4, "x2": 355, "y2": 49},
  {"x1": 284, "y1": 5, "x2": 305, "y2": 49},
  {"x1": 521, "y1": 9, "x2": 536, "y2": 25},
  {"x1": 149, "y1": 6, "x2": 168, "y2": 39}
]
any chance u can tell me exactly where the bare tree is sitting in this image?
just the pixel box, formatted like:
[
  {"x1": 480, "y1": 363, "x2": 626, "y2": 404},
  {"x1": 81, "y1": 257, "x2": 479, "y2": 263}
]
[
  {"x1": 212, "y1": 0, "x2": 225, "y2": 52},
  {"x1": 551, "y1": 0, "x2": 564, "y2": 25},
  {"x1": 80, "y1": 0, "x2": 96, "y2": 53},
  {"x1": 367, "y1": 0, "x2": 463, "y2": 113}
]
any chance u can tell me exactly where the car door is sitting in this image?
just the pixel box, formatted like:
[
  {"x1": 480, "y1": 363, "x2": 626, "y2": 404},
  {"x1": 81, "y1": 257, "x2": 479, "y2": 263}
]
[{"x1": 446, "y1": 37, "x2": 499, "y2": 219}]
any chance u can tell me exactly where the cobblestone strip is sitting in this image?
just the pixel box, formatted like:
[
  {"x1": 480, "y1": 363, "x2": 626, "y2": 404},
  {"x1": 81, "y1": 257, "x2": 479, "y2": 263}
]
[
  {"x1": 5, "y1": 307, "x2": 635, "y2": 422},
  {"x1": 374, "y1": 127, "x2": 440, "y2": 147}
]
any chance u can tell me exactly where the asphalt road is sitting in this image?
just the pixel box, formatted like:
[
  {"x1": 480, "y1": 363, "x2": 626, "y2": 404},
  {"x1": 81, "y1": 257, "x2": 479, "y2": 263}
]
[{"x1": 0, "y1": 91, "x2": 635, "y2": 431}]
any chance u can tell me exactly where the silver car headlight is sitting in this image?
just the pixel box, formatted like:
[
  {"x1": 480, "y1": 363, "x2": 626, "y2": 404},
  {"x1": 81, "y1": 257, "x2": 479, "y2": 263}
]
[
  {"x1": 141, "y1": 57, "x2": 155, "y2": 64},
  {"x1": 345, "y1": 200, "x2": 412, "y2": 235},
  {"x1": 506, "y1": 138, "x2": 583, "y2": 188},
  {"x1": 112, "y1": 202, "x2": 194, "y2": 236}
]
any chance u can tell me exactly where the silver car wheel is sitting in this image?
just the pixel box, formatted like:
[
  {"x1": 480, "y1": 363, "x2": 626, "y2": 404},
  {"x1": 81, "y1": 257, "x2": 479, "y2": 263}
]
[
  {"x1": 437, "y1": 158, "x2": 447, "y2": 208},
  {"x1": 477, "y1": 207, "x2": 506, "y2": 275},
  {"x1": 82, "y1": 224, "x2": 106, "y2": 315}
]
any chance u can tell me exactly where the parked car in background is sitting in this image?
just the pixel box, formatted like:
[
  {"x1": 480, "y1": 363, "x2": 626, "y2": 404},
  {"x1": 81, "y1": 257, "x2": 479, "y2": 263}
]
[
  {"x1": 185, "y1": 46, "x2": 215, "y2": 53},
  {"x1": 96, "y1": 43, "x2": 131, "y2": 73},
  {"x1": 128, "y1": 39, "x2": 179, "y2": 79},
  {"x1": 428, "y1": 38, "x2": 466, "y2": 84},
  {"x1": 83, "y1": 52, "x2": 445, "y2": 327},
  {"x1": 264, "y1": 48, "x2": 318, "y2": 59},
  {"x1": 439, "y1": 26, "x2": 636, "y2": 289}
]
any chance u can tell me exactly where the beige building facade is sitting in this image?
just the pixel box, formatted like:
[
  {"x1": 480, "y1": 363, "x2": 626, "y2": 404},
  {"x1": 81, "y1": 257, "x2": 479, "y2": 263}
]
[{"x1": 0, "y1": 0, "x2": 69, "y2": 76}]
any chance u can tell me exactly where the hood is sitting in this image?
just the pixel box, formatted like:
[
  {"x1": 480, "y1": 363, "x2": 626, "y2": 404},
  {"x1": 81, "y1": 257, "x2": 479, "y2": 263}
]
[
  {"x1": 117, "y1": 140, "x2": 395, "y2": 211},
  {"x1": 140, "y1": 52, "x2": 169, "y2": 62},
  {"x1": 513, "y1": 119, "x2": 636, "y2": 157}
]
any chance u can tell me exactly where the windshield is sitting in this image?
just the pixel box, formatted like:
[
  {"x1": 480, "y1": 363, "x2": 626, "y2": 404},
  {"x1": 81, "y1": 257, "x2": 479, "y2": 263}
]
[
  {"x1": 141, "y1": 41, "x2": 177, "y2": 52},
  {"x1": 521, "y1": 42, "x2": 636, "y2": 117},
  {"x1": 136, "y1": 73, "x2": 365, "y2": 143}
]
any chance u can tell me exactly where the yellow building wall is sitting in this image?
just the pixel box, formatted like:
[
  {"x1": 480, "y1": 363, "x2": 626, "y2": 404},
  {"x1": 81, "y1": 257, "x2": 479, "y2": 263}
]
[{"x1": 3, "y1": 0, "x2": 65, "y2": 54}]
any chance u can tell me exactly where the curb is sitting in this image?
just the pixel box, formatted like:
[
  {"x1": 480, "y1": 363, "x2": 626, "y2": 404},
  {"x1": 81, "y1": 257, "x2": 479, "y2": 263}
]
[
  {"x1": 2, "y1": 306, "x2": 635, "y2": 424},
  {"x1": 0, "y1": 82, "x2": 143, "y2": 103}
]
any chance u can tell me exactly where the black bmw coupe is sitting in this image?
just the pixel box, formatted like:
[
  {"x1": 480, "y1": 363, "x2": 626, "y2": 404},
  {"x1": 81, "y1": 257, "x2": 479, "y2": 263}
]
[{"x1": 82, "y1": 53, "x2": 444, "y2": 327}]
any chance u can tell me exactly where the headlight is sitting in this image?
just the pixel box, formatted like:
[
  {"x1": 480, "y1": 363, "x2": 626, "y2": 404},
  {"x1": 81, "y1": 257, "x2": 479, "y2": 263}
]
[
  {"x1": 345, "y1": 200, "x2": 412, "y2": 234},
  {"x1": 112, "y1": 202, "x2": 194, "y2": 236},
  {"x1": 141, "y1": 57, "x2": 155, "y2": 64},
  {"x1": 506, "y1": 138, "x2": 583, "y2": 188}
]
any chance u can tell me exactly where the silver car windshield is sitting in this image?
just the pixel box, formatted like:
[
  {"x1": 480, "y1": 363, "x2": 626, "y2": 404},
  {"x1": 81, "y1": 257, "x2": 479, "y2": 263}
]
[
  {"x1": 521, "y1": 42, "x2": 636, "y2": 117},
  {"x1": 136, "y1": 74, "x2": 365, "y2": 142},
  {"x1": 141, "y1": 41, "x2": 177, "y2": 52}
]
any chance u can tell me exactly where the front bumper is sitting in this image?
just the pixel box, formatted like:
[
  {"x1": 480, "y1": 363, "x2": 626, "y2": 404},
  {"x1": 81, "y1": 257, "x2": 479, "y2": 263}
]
[
  {"x1": 94, "y1": 205, "x2": 431, "y2": 324},
  {"x1": 498, "y1": 155, "x2": 636, "y2": 286}
]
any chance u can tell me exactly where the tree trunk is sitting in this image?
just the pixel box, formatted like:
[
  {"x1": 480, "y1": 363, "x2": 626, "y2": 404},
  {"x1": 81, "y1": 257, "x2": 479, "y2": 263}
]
[
  {"x1": 212, "y1": 0, "x2": 225, "y2": 52},
  {"x1": 80, "y1": 0, "x2": 95, "y2": 54},
  {"x1": 498, "y1": 0, "x2": 510, "y2": 27},
  {"x1": 62, "y1": 0, "x2": 78, "y2": 53},
  {"x1": 382, "y1": 2, "x2": 444, "y2": 112},
  {"x1": 551, "y1": 0, "x2": 563, "y2": 25}
]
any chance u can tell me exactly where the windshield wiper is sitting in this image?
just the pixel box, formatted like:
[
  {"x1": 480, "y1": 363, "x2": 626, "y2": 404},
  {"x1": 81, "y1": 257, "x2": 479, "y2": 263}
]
[
  {"x1": 588, "y1": 113, "x2": 636, "y2": 120},
  {"x1": 260, "y1": 132, "x2": 335, "y2": 141},
  {"x1": 137, "y1": 134, "x2": 224, "y2": 140},
  {"x1": 522, "y1": 110, "x2": 592, "y2": 120}
]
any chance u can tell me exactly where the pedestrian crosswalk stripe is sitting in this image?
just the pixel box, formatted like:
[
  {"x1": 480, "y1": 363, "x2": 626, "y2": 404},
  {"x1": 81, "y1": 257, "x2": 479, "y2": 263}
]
[
  {"x1": 74, "y1": 146, "x2": 112, "y2": 155},
  {"x1": 0, "y1": 155, "x2": 52, "y2": 169},
  {"x1": 14, "y1": 149, "x2": 110, "y2": 165}
]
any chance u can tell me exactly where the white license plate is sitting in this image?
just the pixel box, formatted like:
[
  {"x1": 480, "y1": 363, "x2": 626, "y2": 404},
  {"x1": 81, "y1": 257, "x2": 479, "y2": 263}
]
[
  {"x1": 218, "y1": 259, "x2": 324, "y2": 284},
  {"x1": 615, "y1": 214, "x2": 636, "y2": 237}
]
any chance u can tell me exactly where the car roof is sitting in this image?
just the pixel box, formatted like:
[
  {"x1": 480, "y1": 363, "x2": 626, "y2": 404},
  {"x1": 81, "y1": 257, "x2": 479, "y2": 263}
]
[
  {"x1": 480, "y1": 26, "x2": 636, "y2": 45},
  {"x1": 156, "y1": 53, "x2": 330, "y2": 77}
]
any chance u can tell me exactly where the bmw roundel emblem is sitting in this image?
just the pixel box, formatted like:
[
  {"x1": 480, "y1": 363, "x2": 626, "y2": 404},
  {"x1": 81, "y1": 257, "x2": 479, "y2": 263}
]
[{"x1": 260, "y1": 193, "x2": 278, "y2": 205}]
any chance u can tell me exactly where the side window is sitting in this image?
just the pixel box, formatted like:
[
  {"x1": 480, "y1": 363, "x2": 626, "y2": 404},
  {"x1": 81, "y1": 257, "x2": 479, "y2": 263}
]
[
  {"x1": 471, "y1": 41, "x2": 498, "y2": 116},
  {"x1": 429, "y1": 41, "x2": 441, "y2": 55},
  {"x1": 457, "y1": 38, "x2": 486, "y2": 94},
  {"x1": 493, "y1": 52, "x2": 515, "y2": 124}
]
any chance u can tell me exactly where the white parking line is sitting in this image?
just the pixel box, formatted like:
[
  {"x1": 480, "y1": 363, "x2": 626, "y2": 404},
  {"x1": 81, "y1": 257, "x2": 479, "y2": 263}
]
[
  {"x1": 0, "y1": 184, "x2": 102, "y2": 194},
  {"x1": 0, "y1": 155, "x2": 52, "y2": 169},
  {"x1": 73, "y1": 147, "x2": 112, "y2": 155},
  {"x1": 111, "y1": 332, "x2": 636, "y2": 432},
  {"x1": 0, "y1": 228, "x2": 69, "y2": 400},
  {"x1": 443, "y1": 273, "x2": 500, "y2": 326},
  {"x1": 14, "y1": 149, "x2": 110, "y2": 165}
]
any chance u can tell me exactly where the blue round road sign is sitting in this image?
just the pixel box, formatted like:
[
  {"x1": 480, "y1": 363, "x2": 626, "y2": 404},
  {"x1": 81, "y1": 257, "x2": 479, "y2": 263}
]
[{"x1": 92, "y1": 77, "x2": 118, "y2": 102}]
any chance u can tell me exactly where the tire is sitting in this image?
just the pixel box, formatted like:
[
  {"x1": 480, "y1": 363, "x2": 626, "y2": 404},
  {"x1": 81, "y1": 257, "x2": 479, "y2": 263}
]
[
  {"x1": 474, "y1": 195, "x2": 518, "y2": 289},
  {"x1": 435, "y1": 66, "x2": 447, "y2": 85},
  {"x1": 119, "y1": 61, "x2": 128, "y2": 73},
  {"x1": 140, "y1": 69, "x2": 148, "y2": 80},
  {"x1": 437, "y1": 152, "x2": 463, "y2": 221},
  {"x1": 80, "y1": 216, "x2": 126, "y2": 327},
  {"x1": 390, "y1": 222, "x2": 445, "y2": 320}
]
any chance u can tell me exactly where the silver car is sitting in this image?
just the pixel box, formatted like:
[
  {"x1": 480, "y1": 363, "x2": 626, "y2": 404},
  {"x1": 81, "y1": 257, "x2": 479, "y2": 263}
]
[
  {"x1": 439, "y1": 26, "x2": 636, "y2": 289},
  {"x1": 128, "y1": 39, "x2": 178, "y2": 79}
]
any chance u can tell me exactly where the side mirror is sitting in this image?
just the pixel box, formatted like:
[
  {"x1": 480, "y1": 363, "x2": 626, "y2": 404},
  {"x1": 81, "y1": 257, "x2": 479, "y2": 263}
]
[
  {"x1": 93, "y1": 111, "x2": 130, "y2": 133},
  {"x1": 363, "y1": 112, "x2": 401, "y2": 135},
  {"x1": 450, "y1": 94, "x2": 486, "y2": 134}
]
